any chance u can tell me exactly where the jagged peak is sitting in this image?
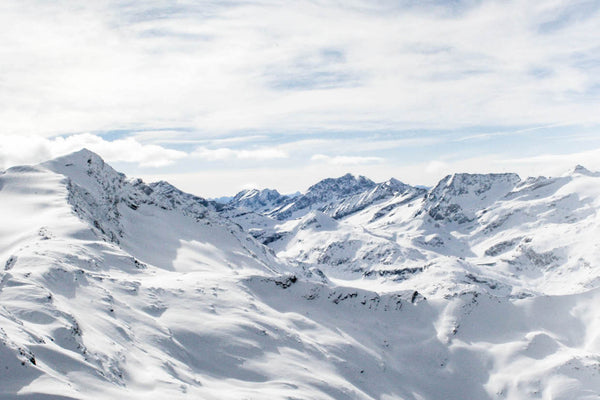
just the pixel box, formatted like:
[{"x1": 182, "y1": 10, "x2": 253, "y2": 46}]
[
  {"x1": 41, "y1": 148, "x2": 125, "y2": 188},
  {"x1": 307, "y1": 173, "x2": 376, "y2": 194},
  {"x1": 148, "y1": 180, "x2": 183, "y2": 196},
  {"x1": 148, "y1": 180, "x2": 213, "y2": 212},
  {"x1": 385, "y1": 177, "x2": 403, "y2": 186},
  {"x1": 571, "y1": 164, "x2": 600, "y2": 177},
  {"x1": 233, "y1": 188, "x2": 282, "y2": 202},
  {"x1": 39, "y1": 150, "x2": 211, "y2": 216},
  {"x1": 45, "y1": 148, "x2": 106, "y2": 167},
  {"x1": 149, "y1": 180, "x2": 211, "y2": 202},
  {"x1": 235, "y1": 188, "x2": 256, "y2": 197},
  {"x1": 378, "y1": 177, "x2": 415, "y2": 192},
  {"x1": 149, "y1": 180, "x2": 174, "y2": 188},
  {"x1": 228, "y1": 187, "x2": 287, "y2": 212},
  {"x1": 42, "y1": 148, "x2": 113, "y2": 174}
]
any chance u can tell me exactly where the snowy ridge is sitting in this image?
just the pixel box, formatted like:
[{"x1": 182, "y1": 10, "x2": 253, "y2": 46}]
[
  {"x1": 267, "y1": 173, "x2": 378, "y2": 220},
  {"x1": 227, "y1": 188, "x2": 288, "y2": 213},
  {"x1": 1, "y1": 150, "x2": 600, "y2": 399},
  {"x1": 326, "y1": 178, "x2": 425, "y2": 220}
]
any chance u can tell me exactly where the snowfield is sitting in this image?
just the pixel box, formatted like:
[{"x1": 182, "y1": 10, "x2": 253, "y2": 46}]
[{"x1": 1, "y1": 149, "x2": 600, "y2": 399}]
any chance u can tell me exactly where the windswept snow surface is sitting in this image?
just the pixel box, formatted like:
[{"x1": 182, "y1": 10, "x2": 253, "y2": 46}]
[{"x1": 1, "y1": 149, "x2": 600, "y2": 399}]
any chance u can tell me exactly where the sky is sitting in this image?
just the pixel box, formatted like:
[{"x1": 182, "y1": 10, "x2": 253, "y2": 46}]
[{"x1": 0, "y1": 0, "x2": 599, "y2": 197}]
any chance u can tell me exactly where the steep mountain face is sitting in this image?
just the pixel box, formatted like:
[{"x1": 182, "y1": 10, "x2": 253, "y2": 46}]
[
  {"x1": 420, "y1": 172, "x2": 521, "y2": 224},
  {"x1": 2, "y1": 150, "x2": 600, "y2": 400}
]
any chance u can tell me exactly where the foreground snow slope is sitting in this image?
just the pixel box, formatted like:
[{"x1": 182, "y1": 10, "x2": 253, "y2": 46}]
[{"x1": 1, "y1": 150, "x2": 599, "y2": 399}]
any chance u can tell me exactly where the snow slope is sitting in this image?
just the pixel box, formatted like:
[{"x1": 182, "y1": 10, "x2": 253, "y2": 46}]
[{"x1": 1, "y1": 150, "x2": 600, "y2": 399}]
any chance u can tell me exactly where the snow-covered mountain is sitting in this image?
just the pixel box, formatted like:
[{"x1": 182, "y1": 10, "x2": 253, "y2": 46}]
[
  {"x1": 227, "y1": 188, "x2": 289, "y2": 213},
  {"x1": 266, "y1": 173, "x2": 380, "y2": 220},
  {"x1": 2, "y1": 149, "x2": 600, "y2": 399},
  {"x1": 420, "y1": 172, "x2": 521, "y2": 224}
]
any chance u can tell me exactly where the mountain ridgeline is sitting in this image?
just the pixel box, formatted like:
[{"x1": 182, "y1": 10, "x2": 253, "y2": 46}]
[
  {"x1": 223, "y1": 173, "x2": 425, "y2": 220},
  {"x1": 222, "y1": 171, "x2": 524, "y2": 226}
]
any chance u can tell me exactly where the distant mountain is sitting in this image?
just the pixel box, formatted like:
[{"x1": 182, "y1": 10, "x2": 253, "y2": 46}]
[
  {"x1": 420, "y1": 172, "x2": 521, "y2": 224},
  {"x1": 572, "y1": 164, "x2": 600, "y2": 177},
  {"x1": 223, "y1": 167, "x2": 600, "y2": 299},
  {"x1": 228, "y1": 188, "x2": 289, "y2": 213},
  {"x1": 325, "y1": 177, "x2": 426, "y2": 219},
  {"x1": 266, "y1": 173, "x2": 377, "y2": 219}
]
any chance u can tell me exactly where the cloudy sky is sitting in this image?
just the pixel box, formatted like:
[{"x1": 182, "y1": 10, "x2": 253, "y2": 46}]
[{"x1": 1, "y1": 0, "x2": 599, "y2": 197}]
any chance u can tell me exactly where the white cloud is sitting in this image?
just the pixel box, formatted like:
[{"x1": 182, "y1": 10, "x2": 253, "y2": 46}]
[
  {"x1": 183, "y1": 135, "x2": 269, "y2": 146},
  {"x1": 498, "y1": 148, "x2": 600, "y2": 177},
  {"x1": 1, "y1": 1, "x2": 598, "y2": 196},
  {"x1": 240, "y1": 182, "x2": 260, "y2": 191},
  {"x1": 0, "y1": 134, "x2": 187, "y2": 169},
  {"x1": 425, "y1": 160, "x2": 449, "y2": 174},
  {"x1": 311, "y1": 154, "x2": 384, "y2": 165},
  {"x1": 192, "y1": 146, "x2": 288, "y2": 161},
  {"x1": 0, "y1": 1, "x2": 598, "y2": 137},
  {"x1": 278, "y1": 136, "x2": 441, "y2": 154}
]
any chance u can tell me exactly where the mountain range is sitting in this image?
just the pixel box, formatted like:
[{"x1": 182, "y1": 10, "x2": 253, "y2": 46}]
[{"x1": 1, "y1": 149, "x2": 599, "y2": 399}]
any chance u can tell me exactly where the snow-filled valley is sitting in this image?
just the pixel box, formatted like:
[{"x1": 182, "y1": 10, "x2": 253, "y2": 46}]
[{"x1": 1, "y1": 149, "x2": 600, "y2": 399}]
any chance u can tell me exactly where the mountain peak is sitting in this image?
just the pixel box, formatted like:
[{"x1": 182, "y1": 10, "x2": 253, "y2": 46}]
[
  {"x1": 42, "y1": 148, "x2": 123, "y2": 187},
  {"x1": 234, "y1": 188, "x2": 282, "y2": 201},
  {"x1": 47, "y1": 148, "x2": 105, "y2": 167},
  {"x1": 571, "y1": 164, "x2": 600, "y2": 177},
  {"x1": 380, "y1": 177, "x2": 414, "y2": 192},
  {"x1": 229, "y1": 187, "x2": 287, "y2": 212},
  {"x1": 307, "y1": 173, "x2": 376, "y2": 195},
  {"x1": 264, "y1": 174, "x2": 377, "y2": 220}
]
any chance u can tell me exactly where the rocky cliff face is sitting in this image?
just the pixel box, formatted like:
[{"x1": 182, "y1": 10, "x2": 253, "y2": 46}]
[{"x1": 420, "y1": 172, "x2": 521, "y2": 224}]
